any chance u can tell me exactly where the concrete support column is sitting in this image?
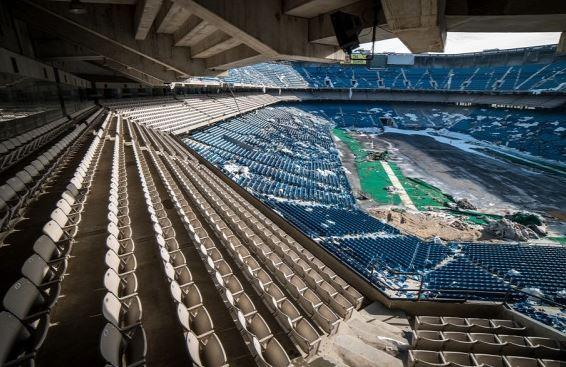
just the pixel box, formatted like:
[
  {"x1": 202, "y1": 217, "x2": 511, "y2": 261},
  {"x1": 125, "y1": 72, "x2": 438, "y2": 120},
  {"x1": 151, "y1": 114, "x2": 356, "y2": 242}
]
[
  {"x1": 558, "y1": 32, "x2": 565, "y2": 54},
  {"x1": 381, "y1": 0, "x2": 446, "y2": 53}
]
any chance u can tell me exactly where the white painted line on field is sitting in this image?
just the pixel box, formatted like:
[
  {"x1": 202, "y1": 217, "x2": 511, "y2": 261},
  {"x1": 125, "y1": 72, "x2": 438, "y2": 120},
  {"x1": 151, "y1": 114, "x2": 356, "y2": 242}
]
[{"x1": 381, "y1": 161, "x2": 417, "y2": 210}]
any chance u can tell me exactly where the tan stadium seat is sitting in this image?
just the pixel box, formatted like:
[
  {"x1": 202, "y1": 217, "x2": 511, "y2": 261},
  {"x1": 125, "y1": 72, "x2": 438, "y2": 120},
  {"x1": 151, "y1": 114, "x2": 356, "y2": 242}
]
[
  {"x1": 177, "y1": 305, "x2": 214, "y2": 339},
  {"x1": 102, "y1": 292, "x2": 142, "y2": 332},
  {"x1": 442, "y1": 317, "x2": 471, "y2": 332},
  {"x1": 469, "y1": 333, "x2": 504, "y2": 354},
  {"x1": 472, "y1": 354, "x2": 506, "y2": 367},
  {"x1": 0, "y1": 311, "x2": 48, "y2": 367},
  {"x1": 498, "y1": 334, "x2": 537, "y2": 356},
  {"x1": 443, "y1": 332, "x2": 477, "y2": 353},
  {"x1": 170, "y1": 281, "x2": 202, "y2": 311},
  {"x1": 412, "y1": 330, "x2": 447, "y2": 350},
  {"x1": 415, "y1": 316, "x2": 445, "y2": 331},
  {"x1": 105, "y1": 250, "x2": 137, "y2": 276},
  {"x1": 185, "y1": 332, "x2": 227, "y2": 367},
  {"x1": 504, "y1": 356, "x2": 540, "y2": 367},
  {"x1": 312, "y1": 303, "x2": 340, "y2": 335},
  {"x1": 104, "y1": 269, "x2": 138, "y2": 300},
  {"x1": 442, "y1": 351, "x2": 476, "y2": 367},
  {"x1": 3, "y1": 277, "x2": 56, "y2": 321},
  {"x1": 100, "y1": 323, "x2": 146, "y2": 367},
  {"x1": 491, "y1": 319, "x2": 526, "y2": 335},
  {"x1": 21, "y1": 254, "x2": 64, "y2": 299},
  {"x1": 254, "y1": 336, "x2": 290, "y2": 367},
  {"x1": 408, "y1": 350, "x2": 448, "y2": 367}
]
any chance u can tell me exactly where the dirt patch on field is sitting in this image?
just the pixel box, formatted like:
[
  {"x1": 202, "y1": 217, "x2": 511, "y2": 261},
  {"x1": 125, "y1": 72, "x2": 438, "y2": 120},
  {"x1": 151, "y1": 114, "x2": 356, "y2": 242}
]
[{"x1": 369, "y1": 207, "x2": 487, "y2": 242}]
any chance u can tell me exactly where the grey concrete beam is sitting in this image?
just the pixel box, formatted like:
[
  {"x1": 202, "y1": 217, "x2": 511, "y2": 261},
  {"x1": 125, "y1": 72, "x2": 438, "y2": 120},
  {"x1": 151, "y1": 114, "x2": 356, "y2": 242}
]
[
  {"x1": 205, "y1": 44, "x2": 266, "y2": 70},
  {"x1": 93, "y1": 59, "x2": 164, "y2": 85},
  {"x1": 381, "y1": 0, "x2": 446, "y2": 53},
  {"x1": 34, "y1": 39, "x2": 103, "y2": 61},
  {"x1": 179, "y1": 0, "x2": 344, "y2": 62},
  {"x1": 558, "y1": 32, "x2": 565, "y2": 55},
  {"x1": 445, "y1": 14, "x2": 566, "y2": 33},
  {"x1": 24, "y1": 0, "x2": 206, "y2": 77},
  {"x1": 49, "y1": 0, "x2": 136, "y2": 4},
  {"x1": 191, "y1": 30, "x2": 241, "y2": 58},
  {"x1": 134, "y1": 0, "x2": 164, "y2": 40},
  {"x1": 284, "y1": 0, "x2": 360, "y2": 18},
  {"x1": 155, "y1": 0, "x2": 192, "y2": 33},
  {"x1": 11, "y1": 0, "x2": 175, "y2": 82},
  {"x1": 174, "y1": 15, "x2": 217, "y2": 47}
]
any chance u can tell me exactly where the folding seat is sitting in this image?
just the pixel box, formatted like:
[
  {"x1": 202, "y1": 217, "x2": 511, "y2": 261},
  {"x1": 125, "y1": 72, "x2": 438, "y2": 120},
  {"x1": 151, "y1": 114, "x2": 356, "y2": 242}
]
[
  {"x1": 312, "y1": 303, "x2": 340, "y2": 335},
  {"x1": 526, "y1": 337, "x2": 561, "y2": 358},
  {"x1": 274, "y1": 263, "x2": 294, "y2": 285},
  {"x1": 33, "y1": 230, "x2": 71, "y2": 265},
  {"x1": 108, "y1": 222, "x2": 132, "y2": 242},
  {"x1": 540, "y1": 359, "x2": 564, "y2": 367},
  {"x1": 504, "y1": 356, "x2": 540, "y2": 367},
  {"x1": 467, "y1": 318, "x2": 493, "y2": 333},
  {"x1": 15, "y1": 170, "x2": 39, "y2": 194},
  {"x1": 245, "y1": 313, "x2": 271, "y2": 344},
  {"x1": 223, "y1": 274, "x2": 244, "y2": 298},
  {"x1": 171, "y1": 281, "x2": 202, "y2": 311},
  {"x1": 298, "y1": 288, "x2": 322, "y2": 317},
  {"x1": 0, "y1": 184, "x2": 23, "y2": 217},
  {"x1": 104, "y1": 269, "x2": 138, "y2": 301},
  {"x1": 499, "y1": 335, "x2": 537, "y2": 356},
  {"x1": 286, "y1": 274, "x2": 307, "y2": 300},
  {"x1": 21, "y1": 254, "x2": 64, "y2": 299},
  {"x1": 491, "y1": 319, "x2": 526, "y2": 334},
  {"x1": 408, "y1": 350, "x2": 448, "y2": 367},
  {"x1": 442, "y1": 318, "x2": 471, "y2": 332},
  {"x1": 288, "y1": 318, "x2": 321, "y2": 356},
  {"x1": 103, "y1": 292, "x2": 142, "y2": 332},
  {"x1": 56, "y1": 199, "x2": 81, "y2": 226},
  {"x1": 442, "y1": 351, "x2": 476, "y2": 367},
  {"x1": 104, "y1": 250, "x2": 138, "y2": 276},
  {"x1": 0, "y1": 198, "x2": 10, "y2": 229},
  {"x1": 159, "y1": 247, "x2": 187, "y2": 269},
  {"x1": 178, "y1": 304, "x2": 215, "y2": 338},
  {"x1": 3, "y1": 277, "x2": 56, "y2": 323},
  {"x1": 412, "y1": 330, "x2": 447, "y2": 350},
  {"x1": 49, "y1": 208, "x2": 79, "y2": 239},
  {"x1": 100, "y1": 323, "x2": 146, "y2": 367},
  {"x1": 185, "y1": 331, "x2": 228, "y2": 367},
  {"x1": 108, "y1": 211, "x2": 130, "y2": 228},
  {"x1": 472, "y1": 354, "x2": 506, "y2": 367},
  {"x1": 0, "y1": 311, "x2": 48, "y2": 367},
  {"x1": 107, "y1": 234, "x2": 135, "y2": 256},
  {"x1": 469, "y1": 333, "x2": 504, "y2": 354},
  {"x1": 442, "y1": 332, "x2": 477, "y2": 353},
  {"x1": 254, "y1": 336, "x2": 290, "y2": 367}
]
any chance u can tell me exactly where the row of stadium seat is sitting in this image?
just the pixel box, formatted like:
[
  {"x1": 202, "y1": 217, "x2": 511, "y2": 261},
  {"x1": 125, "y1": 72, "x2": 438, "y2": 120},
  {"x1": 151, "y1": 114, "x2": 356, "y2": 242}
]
[
  {"x1": 102, "y1": 94, "x2": 283, "y2": 135},
  {"x1": 411, "y1": 330, "x2": 563, "y2": 358},
  {"x1": 0, "y1": 113, "x2": 109, "y2": 366},
  {"x1": 223, "y1": 61, "x2": 566, "y2": 93},
  {"x1": 0, "y1": 123, "x2": 88, "y2": 231},
  {"x1": 408, "y1": 350, "x2": 562, "y2": 367}
]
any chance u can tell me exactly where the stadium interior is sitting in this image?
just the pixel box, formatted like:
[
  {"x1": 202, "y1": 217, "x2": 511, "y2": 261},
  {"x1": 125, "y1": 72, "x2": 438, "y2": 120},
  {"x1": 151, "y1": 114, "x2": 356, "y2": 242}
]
[{"x1": 0, "y1": 0, "x2": 565, "y2": 366}]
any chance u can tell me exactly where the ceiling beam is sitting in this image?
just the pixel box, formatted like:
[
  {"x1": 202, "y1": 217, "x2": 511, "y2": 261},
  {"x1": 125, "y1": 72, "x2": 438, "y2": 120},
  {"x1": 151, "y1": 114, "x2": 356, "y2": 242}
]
[
  {"x1": 49, "y1": 0, "x2": 136, "y2": 4},
  {"x1": 284, "y1": 0, "x2": 360, "y2": 18},
  {"x1": 205, "y1": 43, "x2": 265, "y2": 70},
  {"x1": 93, "y1": 59, "x2": 164, "y2": 85},
  {"x1": 134, "y1": 0, "x2": 164, "y2": 40},
  {"x1": 174, "y1": 15, "x2": 217, "y2": 46},
  {"x1": 178, "y1": 0, "x2": 344, "y2": 62},
  {"x1": 191, "y1": 30, "x2": 241, "y2": 58},
  {"x1": 14, "y1": 0, "x2": 207, "y2": 78},
  {"x1": 11, "y1": 0, "x2": 174, "y2": 82},
  {"x1": 155, "y1": 0, "x2": 192, "y2": 33}
]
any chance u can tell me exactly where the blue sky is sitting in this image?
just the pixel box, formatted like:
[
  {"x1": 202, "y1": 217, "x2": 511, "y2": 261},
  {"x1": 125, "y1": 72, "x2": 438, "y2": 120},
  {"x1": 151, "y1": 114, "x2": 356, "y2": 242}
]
[{"x1": 360, "y1": 32, "x2": 561, "y2": 54}]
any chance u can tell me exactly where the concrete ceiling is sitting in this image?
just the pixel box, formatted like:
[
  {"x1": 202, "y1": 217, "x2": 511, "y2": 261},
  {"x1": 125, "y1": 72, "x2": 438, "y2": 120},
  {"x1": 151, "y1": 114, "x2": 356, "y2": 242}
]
[{"x1": 1, "y1": 0, "x2": 564, "y2": 86}]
